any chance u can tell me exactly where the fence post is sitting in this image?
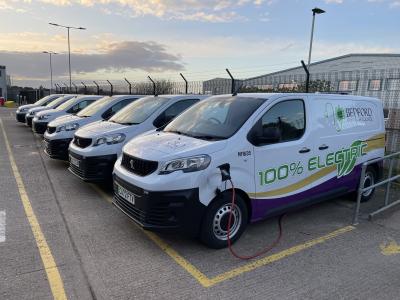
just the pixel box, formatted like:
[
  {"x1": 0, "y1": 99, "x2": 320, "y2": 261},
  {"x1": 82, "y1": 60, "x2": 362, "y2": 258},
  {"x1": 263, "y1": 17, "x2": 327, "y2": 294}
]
[
  {"x1": 352, "y1": 164, "x2": 367, "y2": 225},
  {"x1": 107, "y1": 80, "x2": 113, "y2": 96},
  {"x1": 72, "y1": 83, "x2": 78, "y2": 94},
  {"x1": 63, "y1": 83, "x2": 69, "y2": 94},
  {"x1": 384, "y1": 158, "x2": 394, "y2": 206},
  {"x1": 148, "y1": 76, "x2": 157, "y2": 96},
  {"x1": 301, "y1": 60, "x2": 310, "y2": 93},
  {"x1": 124, "y1": 78, "x2": 132, "y2": 95},
  {"x1": 81, "y1": 82, "x2": 87, "y2": 95},
  {"x1": 180, "y1": 73, "x2": 188, "y2": 94},
  {"x1": 226, "y1": 68, "x2": 236, "y2": 95},
  {"x1": 93, "y1": 81, "x2": 100, "y2": 95}
]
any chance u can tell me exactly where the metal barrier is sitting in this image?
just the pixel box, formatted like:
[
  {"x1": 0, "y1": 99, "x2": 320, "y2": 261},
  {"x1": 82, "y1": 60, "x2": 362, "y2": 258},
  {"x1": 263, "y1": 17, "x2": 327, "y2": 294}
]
[{"x1": 352, "y1": 151, "x2": 400, "y2": 225}]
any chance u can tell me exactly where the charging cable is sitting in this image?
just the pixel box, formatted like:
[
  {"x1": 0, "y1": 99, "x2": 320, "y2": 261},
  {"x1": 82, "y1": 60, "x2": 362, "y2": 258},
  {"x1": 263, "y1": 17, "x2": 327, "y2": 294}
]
[{"x1": 225, "y1": 178, "x2": 285, "y2": 260}]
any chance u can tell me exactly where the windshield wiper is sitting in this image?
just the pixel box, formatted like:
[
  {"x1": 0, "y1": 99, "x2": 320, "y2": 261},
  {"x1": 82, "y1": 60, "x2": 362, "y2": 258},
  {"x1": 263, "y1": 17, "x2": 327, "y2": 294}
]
[
  {"x1": 192, "y1": 135, "x2": 225, "y2": 141},
  {"x1": 119, "y1": 122, "x2": 139, "y2": 125}
]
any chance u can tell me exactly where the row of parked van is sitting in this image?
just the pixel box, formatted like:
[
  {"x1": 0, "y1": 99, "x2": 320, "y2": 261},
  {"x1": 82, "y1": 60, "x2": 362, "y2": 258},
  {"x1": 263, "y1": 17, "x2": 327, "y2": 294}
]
[{"x1": 15, "y1": 92, "x2": 386, "y2": 248}]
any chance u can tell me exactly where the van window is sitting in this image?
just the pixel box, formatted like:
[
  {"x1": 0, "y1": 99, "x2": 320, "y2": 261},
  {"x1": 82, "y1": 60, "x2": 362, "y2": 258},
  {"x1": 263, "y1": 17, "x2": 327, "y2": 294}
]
[
  {"x1": 109, "y1": 96, "x2": 170, "y2": 125},
  {"x1": 153, "y1": 99, "x2": 199, "y2": 128},
  {"x1": 250, "y1": 100, "x2": 305, "y2": 146},
  {"x1": 77, "y1": 96, "x2": 112, "y2": 117},
  {"x1": 164, "y1": 96, "x2": 266, "y2": 140},
  {"x1": 101, "y1": 98, "x2": 137, "y2": 120}
]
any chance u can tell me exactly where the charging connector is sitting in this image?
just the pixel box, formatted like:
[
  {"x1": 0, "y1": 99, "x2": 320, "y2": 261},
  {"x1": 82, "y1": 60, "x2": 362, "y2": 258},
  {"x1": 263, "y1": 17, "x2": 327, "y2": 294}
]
[{"x1": 218, "y1": 163, "x2": 231, "y2": 181}]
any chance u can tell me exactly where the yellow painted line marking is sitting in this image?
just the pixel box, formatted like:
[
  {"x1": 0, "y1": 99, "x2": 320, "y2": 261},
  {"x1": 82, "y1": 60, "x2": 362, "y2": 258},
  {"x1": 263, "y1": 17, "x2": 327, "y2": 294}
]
[
  {"x1": 380, "y1": 239, "x2": 400, "y2": 255},
  {"x1": 92, "y1": 183, "x2": 355, "y2": 288},
  {"x1": 0, "y1": 118, "x2": 67, "y2": 300}
]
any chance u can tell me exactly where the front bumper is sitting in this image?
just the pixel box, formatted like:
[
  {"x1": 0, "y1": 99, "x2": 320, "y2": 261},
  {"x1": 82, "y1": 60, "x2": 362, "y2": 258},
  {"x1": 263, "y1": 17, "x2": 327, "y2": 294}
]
[
  {"x1": 26, "y1": 115, "x2": 34, "y2": 127},
  {"x1": 113, "y1": 175, "x2": 206, "y2": 237},
  {"x1": 16, "y1": 112, "x2": 26, "y2": 123},
  {"x1": 68, "y1": 151, "x2": 117, "y2": 181},
  {"x1": 44, "y1": 138, "x2": 72, "y2": 160},
  {"x1": 33, "y1": 121, "x2": 48, "y2": 134}
]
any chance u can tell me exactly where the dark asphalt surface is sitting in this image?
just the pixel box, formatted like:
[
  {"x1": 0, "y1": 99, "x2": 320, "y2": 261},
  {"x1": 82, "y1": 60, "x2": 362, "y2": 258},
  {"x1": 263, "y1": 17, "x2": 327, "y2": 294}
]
[{"x1": 1, "y1": 107, "x2": 400, "y2": 299}]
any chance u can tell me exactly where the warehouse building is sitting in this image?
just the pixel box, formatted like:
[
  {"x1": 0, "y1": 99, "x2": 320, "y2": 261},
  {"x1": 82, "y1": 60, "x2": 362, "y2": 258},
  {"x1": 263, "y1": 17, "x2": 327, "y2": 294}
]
[
  {"x1": 243, "y1": 53, "x2": 400, "y2": 109},
  {"x1": 0, "y1": 65, "x2": 7, "y2": 99}
]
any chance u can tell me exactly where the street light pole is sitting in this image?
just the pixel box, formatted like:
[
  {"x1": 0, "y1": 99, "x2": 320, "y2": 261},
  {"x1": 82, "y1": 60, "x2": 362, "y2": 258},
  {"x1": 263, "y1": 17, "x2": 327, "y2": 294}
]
[
  {"x1": 49, "y1": 23, "x2": 86, "y2": 91},
  {"x1": 307, "y1": 7, "x2": 325, "y2": 70},
  {"x1": 43, "y1": 51, "x2": 57, "y2": 94}
]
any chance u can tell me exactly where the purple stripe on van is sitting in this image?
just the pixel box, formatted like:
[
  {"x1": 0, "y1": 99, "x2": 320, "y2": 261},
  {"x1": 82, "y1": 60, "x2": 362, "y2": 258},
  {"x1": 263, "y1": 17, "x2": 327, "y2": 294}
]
[{"x1": 250, "y1": 166, "x2": 361, "y2": 222}]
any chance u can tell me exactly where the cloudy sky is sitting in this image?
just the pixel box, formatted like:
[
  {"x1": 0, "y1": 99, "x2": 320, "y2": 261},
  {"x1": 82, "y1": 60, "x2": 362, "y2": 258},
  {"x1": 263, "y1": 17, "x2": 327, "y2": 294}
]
[{"x1": 1, "y1": 0, "x2": 400, "y2": 87}]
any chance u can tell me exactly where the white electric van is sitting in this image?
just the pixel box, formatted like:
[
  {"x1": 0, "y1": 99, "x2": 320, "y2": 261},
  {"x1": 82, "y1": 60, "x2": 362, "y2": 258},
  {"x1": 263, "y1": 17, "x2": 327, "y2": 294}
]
[
  {"x1": 16, "y1": 94, "x2": 64, "y2": 123},
  {"x1": 68, "y1": 95, "x2": 209, "y2": 181},
  {"x1": 32, "y1": 95, "x2": 102, "y2": 134},
  {"x1": 112, "y1": 93, "x2": 385, "y2": 248},
  {"x1": 43, "y1": 95, "x2": 144, "y2": 159},
  {"x1": 25, "y1": 95, "x2": 76, "y2": 127}
]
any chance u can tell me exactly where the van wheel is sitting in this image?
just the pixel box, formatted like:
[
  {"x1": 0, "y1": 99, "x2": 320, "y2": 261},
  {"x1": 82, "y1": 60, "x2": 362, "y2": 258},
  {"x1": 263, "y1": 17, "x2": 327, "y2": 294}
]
[
  {"x1": 359, "y1": 167, "x2": 376, "y2": 202},
  {"x1": 200, "y1": 191, "x2": 248, "y2": 249}
]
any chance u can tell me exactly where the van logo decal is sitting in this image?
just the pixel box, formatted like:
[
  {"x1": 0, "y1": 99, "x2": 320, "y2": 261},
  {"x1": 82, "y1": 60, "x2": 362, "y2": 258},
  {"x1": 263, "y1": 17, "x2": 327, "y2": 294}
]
[
  {"x1": 258, "y1": 140, "x2": 367, "y2": 186},
  {"x1": 129, "y1": 159, "x2": 135, "y2": 170},
  {"x1": 325, "y1": 103, "x2": 374, "y2": 132}
]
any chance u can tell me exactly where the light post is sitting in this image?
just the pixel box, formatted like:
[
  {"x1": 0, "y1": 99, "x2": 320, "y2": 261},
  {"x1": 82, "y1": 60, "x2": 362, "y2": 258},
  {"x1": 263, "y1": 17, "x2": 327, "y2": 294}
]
[
  {"x1": 42, "y1": 51, "x2": 57, "y2": 93},
  {"x1": 307, "y1": 7, "x2": 325, "y2": 70},
  {"x1": 49, "y1": 23, "x2": 86, "y2": 90}
]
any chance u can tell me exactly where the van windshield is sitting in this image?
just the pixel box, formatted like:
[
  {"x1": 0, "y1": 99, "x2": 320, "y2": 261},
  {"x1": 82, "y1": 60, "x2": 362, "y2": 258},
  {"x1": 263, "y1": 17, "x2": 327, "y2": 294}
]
[
  {"x1": 109, "y1": 96, "x2": 170, "y2": 125},
  {"x1": 34, "y1": 95, "x2": 52, "y2": 106},
  {"x1": 164, "y1": 96, "x2": 266, "y2": 140},
  {"x1": 77, "y1": 96, "x2": 112, "y2": 117},
  {"x1": 45, "y1": 96, "x2": 73, "y2": 109},
  {"x1": 56, "y1": 97, "x2": 78, "y2": 111}
]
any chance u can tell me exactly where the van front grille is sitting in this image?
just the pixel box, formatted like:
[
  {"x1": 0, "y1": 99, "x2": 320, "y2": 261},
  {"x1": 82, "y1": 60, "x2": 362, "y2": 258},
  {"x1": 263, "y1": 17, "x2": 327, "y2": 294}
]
[
  {"x1": 121, "y1": 154, "x2": 158, "y2": 176},
  {"x1": 73, "y1": 136, "x2": 92, "y2": 148}
]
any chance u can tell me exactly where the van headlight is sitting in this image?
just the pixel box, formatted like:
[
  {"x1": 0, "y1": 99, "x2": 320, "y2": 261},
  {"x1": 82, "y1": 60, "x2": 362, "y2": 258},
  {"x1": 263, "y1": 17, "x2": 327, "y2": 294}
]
[
  {"x1": 38, "y1": 114, "x2": 51, "y2": 120},
  {"x1": 93, "y1": 133, "x2": 126, "y2": 146},
  {"x1": 56, "y1": 123, "x2": 79, "y2": 132},
  {"x1": 159, "y1": 155, "x2": 211, "y2": 174},
  {"x1": 19, "y1": 108, "x2": 28, "y2": 112}
]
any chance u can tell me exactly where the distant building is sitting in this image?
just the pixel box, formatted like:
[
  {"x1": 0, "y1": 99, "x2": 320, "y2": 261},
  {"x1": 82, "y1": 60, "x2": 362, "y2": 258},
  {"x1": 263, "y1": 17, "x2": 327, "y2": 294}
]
[
  {"x1": 243, "y1": 54, "x2": 400, "y2": 109},
  {"x1": 0, "y1": 66, "x2": 6, "y2": 99}
]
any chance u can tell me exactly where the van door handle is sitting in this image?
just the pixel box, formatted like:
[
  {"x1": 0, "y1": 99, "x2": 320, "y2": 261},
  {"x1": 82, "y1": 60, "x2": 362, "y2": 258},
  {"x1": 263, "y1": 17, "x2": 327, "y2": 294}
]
[
  {"x1": 299, "y1": 147, "x2": 310, "y2": 154},
  {"x1": 319, "y1": 144, "x2": 329, "y2": 150}
]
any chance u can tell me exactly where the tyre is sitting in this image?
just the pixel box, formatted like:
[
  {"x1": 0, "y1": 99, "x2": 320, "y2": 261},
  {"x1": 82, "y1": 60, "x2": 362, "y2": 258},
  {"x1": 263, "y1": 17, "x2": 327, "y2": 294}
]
[
  {"x1": 359, "y1": 166, "x2": 377, "y2": 203},
  {"x1": 199, "y1": 191, "x2": 248, "y2": 249}
]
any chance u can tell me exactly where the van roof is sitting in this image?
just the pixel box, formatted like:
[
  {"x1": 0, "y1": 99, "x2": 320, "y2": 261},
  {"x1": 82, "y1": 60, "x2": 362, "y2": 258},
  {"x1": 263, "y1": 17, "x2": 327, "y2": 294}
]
[{"x1": 211, "y1": 93, "x2": 381, "y2": 103}]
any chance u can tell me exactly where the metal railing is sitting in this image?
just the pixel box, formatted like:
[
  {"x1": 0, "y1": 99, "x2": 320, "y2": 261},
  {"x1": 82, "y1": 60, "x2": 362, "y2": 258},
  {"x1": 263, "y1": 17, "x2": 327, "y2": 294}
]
[{"x1": 352, "y1": 151, "x2": 400, "y2": 225}]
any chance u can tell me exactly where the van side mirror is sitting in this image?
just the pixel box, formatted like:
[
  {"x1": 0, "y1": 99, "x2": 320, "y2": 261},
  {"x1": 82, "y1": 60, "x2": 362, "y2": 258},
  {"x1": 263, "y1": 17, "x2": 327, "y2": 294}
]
[{"x1": 251, "y1": 127, "x2": 281, "y2": 146}]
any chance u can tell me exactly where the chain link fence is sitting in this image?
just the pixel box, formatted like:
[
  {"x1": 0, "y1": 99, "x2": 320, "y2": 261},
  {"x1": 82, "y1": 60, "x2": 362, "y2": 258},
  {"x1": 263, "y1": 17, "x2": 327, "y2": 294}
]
[{"x1": 53, "y1": 69, "x2": 400, "y2": 170}]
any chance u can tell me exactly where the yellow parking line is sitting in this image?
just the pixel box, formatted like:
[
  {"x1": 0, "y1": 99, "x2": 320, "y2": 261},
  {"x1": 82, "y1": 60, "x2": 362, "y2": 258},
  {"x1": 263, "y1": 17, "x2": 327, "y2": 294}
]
[
  {"x1": 0, "y1": 118, "x2": 67, "y2": 300},
  {"x1": 91, "y1": 183, "x2": 355, "y2": 288}
]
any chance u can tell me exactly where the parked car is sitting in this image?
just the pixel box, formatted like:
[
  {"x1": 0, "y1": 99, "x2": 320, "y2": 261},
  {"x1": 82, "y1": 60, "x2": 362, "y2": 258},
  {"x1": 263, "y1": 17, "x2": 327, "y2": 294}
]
[
  {"x1": 32, "y1": 95, "x2": 102, "y2": 134},
  {"x1": 68, "y1": 94, "x2": 209, "y2": 182},
  {"x1": 43, "y1": 95, "x2": 144, "y2": 160},
  {"x1": 15, "y1": 94, "x2": 64, "y2": 123},
  {"x1": 112, "y1": 93, "x2": 385, "y2": 248},
  {"x1": 25, "y1": 95, "x2": 77, "y2": 127}
]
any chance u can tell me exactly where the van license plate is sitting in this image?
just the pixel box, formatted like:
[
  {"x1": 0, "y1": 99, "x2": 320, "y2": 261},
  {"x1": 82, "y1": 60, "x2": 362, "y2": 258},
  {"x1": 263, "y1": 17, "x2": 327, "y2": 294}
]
[
  {"x1": 117, "y1": 184, "x2": 135, "y2": 205},
  {"x1": 70, "y1": 156, "x2": 80, "y2": 167}
]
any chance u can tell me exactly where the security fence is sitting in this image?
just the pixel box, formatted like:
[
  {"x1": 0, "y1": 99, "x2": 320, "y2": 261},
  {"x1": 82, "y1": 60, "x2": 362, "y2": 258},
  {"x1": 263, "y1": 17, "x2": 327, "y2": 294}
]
[{"x1": 52, "y1": 68, "x2": 400, "y2": 170}]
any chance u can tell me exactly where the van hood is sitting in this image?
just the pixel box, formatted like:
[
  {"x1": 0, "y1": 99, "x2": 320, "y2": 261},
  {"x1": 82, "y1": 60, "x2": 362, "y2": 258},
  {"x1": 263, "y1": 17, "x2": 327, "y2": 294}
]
[
  {"x1": 18, "y1": 104, "x2": 37, "y2": 111},
  {"x1": 28, "y1": 106, "x2": 50, "y2": 114},
  {"x1": 74, "y1": 121, "x2": 132, "y2": 138},
  {"x1": 36, "y1": 109, "x2": 58, "y2": 117},
  {"x1": 49, "y1": 114, "x2": 82, "y2": 127},
  {"x1": 123, "y1": 131, "x2": 227, "y2": 161}
]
